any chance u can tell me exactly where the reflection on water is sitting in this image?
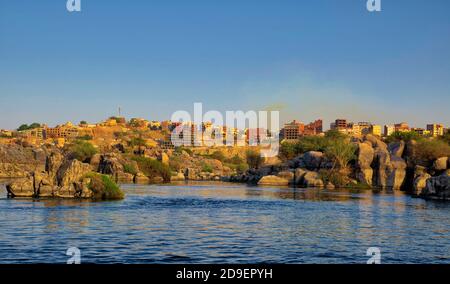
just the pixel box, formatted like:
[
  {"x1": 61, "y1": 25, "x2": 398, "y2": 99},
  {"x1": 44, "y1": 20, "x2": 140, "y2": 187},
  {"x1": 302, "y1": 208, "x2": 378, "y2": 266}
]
[{"x1": 0, "y1": 181, "x2": 449, "y2": 264}]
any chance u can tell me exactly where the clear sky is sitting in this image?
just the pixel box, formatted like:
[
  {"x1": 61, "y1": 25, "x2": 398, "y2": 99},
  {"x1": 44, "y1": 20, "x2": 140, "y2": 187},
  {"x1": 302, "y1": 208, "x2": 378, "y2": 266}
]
[{"x1": 0, "y1": 0, "x2": 449, "y2": 130}]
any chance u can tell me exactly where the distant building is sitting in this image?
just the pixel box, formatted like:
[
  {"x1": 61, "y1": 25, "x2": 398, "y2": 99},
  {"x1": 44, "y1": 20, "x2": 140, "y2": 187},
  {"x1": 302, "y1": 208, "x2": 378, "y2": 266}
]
[
  {"x1": 0, "y1": 129, "x2": 12, "y2": 137},
  {"x1": 129, "y1": 118, "x2": 150, "y2": 128},
  {"x1": 334, "y1": 119, "x2": 348, "y2": 130},
  {"x1": 370, "y1": 125, "x2": 382, "y2": 137},
  {"x1": 384, "y1": 125, "x2": 395, "y2": 136},
  {"x1": 304, "y1": 119, "x2": 323, "y2": 135},
  {"x1": 411, "y1": 128, "x2": 430, "y2": 136},
  {"x1": 149, "y1": 121, "x2": 162, "y2": 130},
  {"x1": 394, "y1": 122, "x2": 410, "y2": 133},
  {"x1": 18, "y1": 127, "x2": 46, "y2": 141},
  {"x1": 46, "y1": 122, "x2": 79, "y2": 139},
  {"x1": 426, "y1": 124, "x2": 444, "y2": 137},
  {"x1": 282, "y1": 120, "x2": 304, "y2": 140}
]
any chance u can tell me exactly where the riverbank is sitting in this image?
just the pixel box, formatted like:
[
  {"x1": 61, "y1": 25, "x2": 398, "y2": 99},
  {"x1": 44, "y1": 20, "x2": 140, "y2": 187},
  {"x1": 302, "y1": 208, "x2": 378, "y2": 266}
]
[{"x1": 1, "y1": 132, "x2": 449, "y2": 201}]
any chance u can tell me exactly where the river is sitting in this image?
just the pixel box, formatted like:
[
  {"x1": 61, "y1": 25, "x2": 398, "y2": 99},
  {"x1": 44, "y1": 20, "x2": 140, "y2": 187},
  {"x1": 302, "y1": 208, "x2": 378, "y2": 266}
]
[{"x1": 0, "y1": 181, "x2": 449, "y2": 264}]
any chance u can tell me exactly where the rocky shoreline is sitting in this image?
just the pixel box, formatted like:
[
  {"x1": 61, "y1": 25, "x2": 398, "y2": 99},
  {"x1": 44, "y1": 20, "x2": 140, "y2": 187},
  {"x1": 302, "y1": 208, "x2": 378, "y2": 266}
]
[
  {"x1": 1, "y1": 134, "x2": 449, "y2": 201},
  {"x1": 226, "y1": 135, "x2": 450, "y2": 201}
]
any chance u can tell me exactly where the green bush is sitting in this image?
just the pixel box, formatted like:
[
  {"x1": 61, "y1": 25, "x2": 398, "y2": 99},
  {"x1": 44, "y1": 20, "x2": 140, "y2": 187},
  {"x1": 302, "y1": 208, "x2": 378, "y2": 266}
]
[
  {"x1": 129, "y1": 137, "x2": 146, "y2": 147},
  {"x1": 168, "y1": 155, "x2": 183, "y2": 171},
  {"x1": 174, "y1": 146, "x2": 193, "y2": 156},
  {"x1": 227, "y1": 154, "x2": 244, "y2": 165},
  {"x1": 413, "y1": 139, "x2": 450, "y2": 166},
  {"x1": 201, "y1": 162, "x2": 213, "y2": 173},
  {"x1": 210, "y1": 151, "x2": 226, "y2": 162},
  {"x1": 325, "y1": 139, "x2": 357, "y2": 170},
  {"x1": 318, "y1": 169, "x2": 349, "y2": 188},
  {"x1": 235, "y1": 163, "x2": 249, "y2": 173},
  {"x1": 280, "y1": 135, "x2": 337, "y2": 160},
  {"x1": 86, "y1": 173, "x2": 124, "y2": 200},
  {"x1": 246, "y1": 149, "x2": 264, "y2": 169},
  {"x1": 440, "y1": 132, "x2": 450, "y2": 145},
  {"x1": 67, "y1": 140, "x2": 98, "y2": 162},
  {"x1": 123, "y1": 164, "x2": 138, "y2": 175},
  {"x1": 76, "y1": 135, "x2": 93, "y2": 141},
  {"x1": 386, "y1": 131, "x2": 422, "y2": 143},
  {"x1": 131, "y1": 156, "x2": 171, "y2": 182}
]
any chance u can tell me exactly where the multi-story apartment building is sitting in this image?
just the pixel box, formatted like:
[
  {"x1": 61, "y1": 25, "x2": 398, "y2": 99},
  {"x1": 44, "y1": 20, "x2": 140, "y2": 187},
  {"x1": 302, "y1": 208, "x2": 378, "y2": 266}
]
[
  {"x1": 282, "y1": 120, "x2": 304, "y2": 140},
  {"x1": 426, "y1": 124, "x2": 444, "y2": 137},
  {"x1": 370, "y1": 125, "x2": 382, "y2": 136},
  {"x1": 411, "y1": 128, "x2": 430, "y2": 136},
  {"x1": 334, "y1": 119, "x2": 348, "y2": 130},
  {"x1": 45, "y1": 122, "x2": 79, "y2": 139},
  {"x1": 394, "y1": 122, "x2": 410, "y2": 133},
  {"x1": 304, "y1": 119, "x2": 323, "y2": 135}
]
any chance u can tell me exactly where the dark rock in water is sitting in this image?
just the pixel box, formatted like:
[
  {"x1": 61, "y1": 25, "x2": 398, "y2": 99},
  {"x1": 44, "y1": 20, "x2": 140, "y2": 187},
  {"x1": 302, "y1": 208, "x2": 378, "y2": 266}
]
[{"x1": 420, "y1": 175, "x2": 450, "y2": 201}]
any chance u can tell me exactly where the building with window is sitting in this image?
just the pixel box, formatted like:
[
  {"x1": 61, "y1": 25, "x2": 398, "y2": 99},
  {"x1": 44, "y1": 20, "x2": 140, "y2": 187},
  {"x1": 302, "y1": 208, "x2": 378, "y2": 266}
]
[
  {"x1": 426, "y1": 124, "x2": 444, "y2": 137},
  {"x1": 282, "y1": 120, "x2": 304, "y2": 140}
]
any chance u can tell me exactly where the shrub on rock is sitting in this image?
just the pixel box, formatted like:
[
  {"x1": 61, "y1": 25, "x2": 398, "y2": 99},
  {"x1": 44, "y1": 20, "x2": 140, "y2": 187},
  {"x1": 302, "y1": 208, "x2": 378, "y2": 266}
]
[{"x1": 86, "y1": 173, "x2": 124, "y2": 200}]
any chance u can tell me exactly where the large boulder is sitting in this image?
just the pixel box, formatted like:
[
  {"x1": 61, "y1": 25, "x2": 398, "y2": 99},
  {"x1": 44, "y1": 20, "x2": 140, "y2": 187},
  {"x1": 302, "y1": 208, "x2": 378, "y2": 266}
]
[
  {"x1": 294, "y1": 168, "x2": 308, "y2": 185},
  {"x1": 373, "y1": 147, "x2": 392, "y2": 188},
  {"x1": 98, "y1": 155, "x2": 124, "y2": 179},
  {"x1": 171, "y1": 172, "x2": 186, "y2": 182},
  {"x1": 45, "y1": 152, "x2": 63, "y2": 182},
  {"x1": 56, "y1": 159, "x2": 91, "y2": 186},
  {"x1": 433, "y1": 157, "x2": 448, "y2": 171},
  {"x1": 303, "y1": 171, "x2": 324, "y2": 188},
  {"x1": 413, "y1": 173, "x2": 431, "y2": 196},
  {"x1": 277, "y1": 171, "x2": 294, "y2": 183},
  {"x1": 134, "y1": 172, "x2": 150, "y2": 184},
  {"x1": 356, "y1": 142, "x2": 374, "y2": 186},
  {"x1": 303, "y1": 151, "x2": 324, "y2": 170},
  {"x1": 388, "y1": 141, "x2": 405, "y2": 158},
  {"x1": 364, "y1": 134, "x2": 387, "y2": 150},
  {"x1": 6, "y1": 176, "x2": 35, "y2": 197},
  {"x1": 387, "y1": 156, "x2": 407, "y2": 190},
  {"x1": 258, "y1": 175, "x2": 289, "y2": 186},
  {"x1": 89, "y1": 153, "x2": 102, "y2": 171},
  {"x1": 420, "y1": 175, "x2": 450, "y2": 201}
]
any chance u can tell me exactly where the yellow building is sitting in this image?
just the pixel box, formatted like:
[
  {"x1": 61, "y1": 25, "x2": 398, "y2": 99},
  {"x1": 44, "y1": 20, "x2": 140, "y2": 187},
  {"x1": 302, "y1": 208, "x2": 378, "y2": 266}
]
[
  {"x1": 370, "y1": 125, "x2": 382, "y2": 136},
  {"x1": 426, "y1": 124, "x2": 444, "y2": 137},
  {"x1": 46, "y1": 122, "x2": 79, "y2": 139}
]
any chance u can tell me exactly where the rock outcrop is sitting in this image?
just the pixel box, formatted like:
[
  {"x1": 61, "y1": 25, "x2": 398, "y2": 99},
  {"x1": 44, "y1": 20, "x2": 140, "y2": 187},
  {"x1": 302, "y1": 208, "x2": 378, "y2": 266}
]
[
  {"x1": 433, "y1": 157, "x2": 448, "y2": 171},
  {"x1": 387, "y1": 156, "x2": 407, "y2": 190},
  {"x1": 257, "y1": 175, "x2": 289, "y2": 186},
  {"x1": 420, "y1": 175, "x2": 450, "y2": 200},
  {"x1": 5, "y1": 157, "x2": 118, "y2": 199},
  {"x1": 303, "y1": 151, "x2": 324, "y2": 170},
  {"x1": 0, "y1": 144, "x2": 48, "y2": 178},
  {"x1": 356, "y1": 141, "x2": 374, "y2": 186}
]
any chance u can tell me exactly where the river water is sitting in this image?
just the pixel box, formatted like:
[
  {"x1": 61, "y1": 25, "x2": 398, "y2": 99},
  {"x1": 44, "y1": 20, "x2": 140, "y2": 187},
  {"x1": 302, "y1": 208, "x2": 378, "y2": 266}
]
[{"x1": 0, "y1": 181, "x2": 449, "y2": 264}]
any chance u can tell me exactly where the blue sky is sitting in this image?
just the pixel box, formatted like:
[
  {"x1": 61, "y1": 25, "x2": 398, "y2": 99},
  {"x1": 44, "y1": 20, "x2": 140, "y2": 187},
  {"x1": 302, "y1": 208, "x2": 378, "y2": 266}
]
[{"x1": 0, "y1": 0, "x2": 449, "y2": 129}]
